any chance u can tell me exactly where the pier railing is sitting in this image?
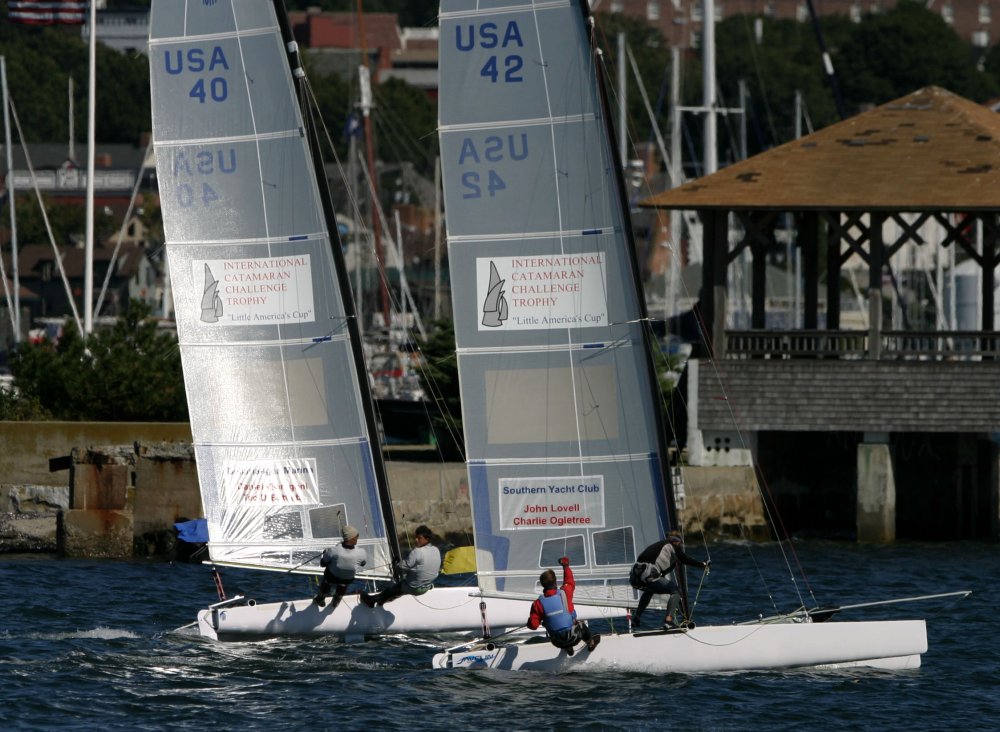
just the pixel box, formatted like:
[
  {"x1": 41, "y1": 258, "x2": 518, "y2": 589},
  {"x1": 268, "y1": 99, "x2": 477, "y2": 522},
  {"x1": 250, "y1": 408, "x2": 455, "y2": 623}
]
[{"x1": 724, "y1": 330, "x2": 1000, "y2": 360}]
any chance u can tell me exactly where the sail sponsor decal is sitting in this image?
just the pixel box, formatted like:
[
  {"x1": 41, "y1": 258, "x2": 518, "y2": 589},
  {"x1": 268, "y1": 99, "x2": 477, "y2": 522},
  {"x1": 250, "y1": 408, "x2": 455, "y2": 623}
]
[
  {"x1": 194, "y1": 255, "x2": 315, "y2": 325},
  {"x1": 221, "y1": 458, "x2": 320, "y2": 505},
  {"x1": 477, "y1": 254, "x2": 607, "y2": 330},
  {"x1": 498, "y1": 475, "x2": 605, "y2": 530}
]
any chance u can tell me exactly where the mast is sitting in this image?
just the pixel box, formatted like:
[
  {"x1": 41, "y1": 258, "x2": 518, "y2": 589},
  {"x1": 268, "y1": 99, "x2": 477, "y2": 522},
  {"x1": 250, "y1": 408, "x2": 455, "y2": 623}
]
[
  {"x1": 84, "y1": 0, "x2": 96, "y2": 333},
  {"x1": 1, "y1": 57, "x2": 20, "y2": 342},
  {"x1": 581, "y1": 2, "x2": 678, "y2": 530},
  {"x1": 272, "y1": 0, "x2": 402, "y2": 571},
  {"x1": 355, "y1": 2, "x2": 390, "y2": 335}
]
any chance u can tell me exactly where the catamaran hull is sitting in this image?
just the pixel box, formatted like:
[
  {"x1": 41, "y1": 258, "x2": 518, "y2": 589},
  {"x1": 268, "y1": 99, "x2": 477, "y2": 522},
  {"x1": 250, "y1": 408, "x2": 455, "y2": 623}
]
[
  {"x1": 195, "y1": 587, "x2": 626, "y2": 641},
  {"x1": 431, "y1": 619, "x2": 927, "y2": 673}
]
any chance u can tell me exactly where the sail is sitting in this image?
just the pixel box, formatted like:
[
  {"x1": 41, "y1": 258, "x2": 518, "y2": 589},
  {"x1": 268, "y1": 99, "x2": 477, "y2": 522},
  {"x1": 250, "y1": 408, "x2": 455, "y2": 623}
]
[
  {"x1": 148, "y1": 1, "x2": 393, "y2": 577},
  {"x1": 439, "y1": 0, "x2": 673, "y2": 603}
]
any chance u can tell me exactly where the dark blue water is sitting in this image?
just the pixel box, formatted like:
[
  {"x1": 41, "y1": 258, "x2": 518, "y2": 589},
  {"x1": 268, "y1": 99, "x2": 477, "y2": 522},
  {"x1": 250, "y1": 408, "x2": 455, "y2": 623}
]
[{"x1": 1, "y1": 540, "x2": 996, "y2": 731}]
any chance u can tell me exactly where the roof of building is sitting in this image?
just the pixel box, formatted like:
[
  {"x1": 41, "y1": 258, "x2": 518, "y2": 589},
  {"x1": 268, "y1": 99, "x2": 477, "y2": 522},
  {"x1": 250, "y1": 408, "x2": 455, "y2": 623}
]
[{"x1": 642, "y1": 86, "x2": 1000, "y2": 213}]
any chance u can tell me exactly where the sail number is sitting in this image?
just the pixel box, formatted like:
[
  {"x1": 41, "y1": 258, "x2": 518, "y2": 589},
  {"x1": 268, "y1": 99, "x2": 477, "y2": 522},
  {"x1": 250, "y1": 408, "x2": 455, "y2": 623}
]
[
  {"x1": 455, "y1": 20, "x2": 524, "y2": 84},
  {"x1": 163, "y1": 46, "x2": 231, "y2": 103},
  {"x1": 170, "y1": 149, "x2": 235, "y2": 209},
  {"x1": 457, "y1": 134, "x2": 527, "y2": 199}
]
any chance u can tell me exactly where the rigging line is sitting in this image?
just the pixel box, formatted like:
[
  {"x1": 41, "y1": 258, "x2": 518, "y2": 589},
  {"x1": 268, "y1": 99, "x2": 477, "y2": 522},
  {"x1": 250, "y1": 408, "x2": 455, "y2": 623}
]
[
  {"x1": 536, "y1": 4, "x2": 586, "y2": 481},
  {"x1": 687, "y1": 300, "x2": 815, "y2": 610},
  {"x1": 94, "y1": 140, "x2": 152, "y2": 316},
  {"x1": 735, "y1": 9, "x2": 779, "y2": 146},
  {"x1": 8, "y1": 97, "x2": 83, "y2": 338}
]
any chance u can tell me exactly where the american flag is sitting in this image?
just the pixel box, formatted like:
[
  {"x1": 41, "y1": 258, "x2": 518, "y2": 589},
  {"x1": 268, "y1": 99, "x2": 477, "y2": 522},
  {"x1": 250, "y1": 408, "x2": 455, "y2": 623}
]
[{"x1": 8, "y1": 0, "x2": 88, "y2": 25}]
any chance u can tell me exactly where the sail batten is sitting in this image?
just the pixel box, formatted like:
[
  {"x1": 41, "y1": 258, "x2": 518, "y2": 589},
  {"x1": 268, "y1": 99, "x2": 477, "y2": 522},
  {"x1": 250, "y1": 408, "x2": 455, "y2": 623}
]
[
  {"x1": 440, "y1": 0, "x2": 673, "y2": 598},
  {"x1": 150, "y1": 0, "x2": 395, "y2": 578}
]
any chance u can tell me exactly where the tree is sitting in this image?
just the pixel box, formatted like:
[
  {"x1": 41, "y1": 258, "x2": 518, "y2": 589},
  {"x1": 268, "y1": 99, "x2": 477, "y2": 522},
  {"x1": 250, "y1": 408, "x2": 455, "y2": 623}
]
[
  {"x1": 0, "y1": 22, "x2": 150, "y2": 146},
  {"x1": 417, "y1": 319, "x2": 463, "y2": 460},
  {"x1": 835, "y1": 1, "x2": 998, "y2": 109},
  {"x1": 593, "y1": 12, "x2": 673, "y2": 152},
  {"x1": 8, "y1": 300, "x2": 187, "y2": 421}
]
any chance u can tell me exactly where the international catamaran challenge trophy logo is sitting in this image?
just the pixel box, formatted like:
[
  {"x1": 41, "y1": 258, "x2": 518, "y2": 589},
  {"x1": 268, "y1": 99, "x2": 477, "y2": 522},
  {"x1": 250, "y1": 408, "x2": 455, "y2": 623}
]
[
  {"x1": 200, "y1": 263, "x2": 224, "y2": 323},
  {"x1": 481, "y1": 260, "x2": 508, "y2": 327}
]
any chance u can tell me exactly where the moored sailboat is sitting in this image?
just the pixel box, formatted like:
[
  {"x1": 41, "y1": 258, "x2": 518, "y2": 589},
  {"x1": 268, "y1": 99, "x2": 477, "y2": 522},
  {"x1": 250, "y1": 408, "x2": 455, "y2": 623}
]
[
  {"x1": 149, "y1": 0, "x2": 625, "y2": 642},
  {"x1": 430, "y1": 0, "x2": 934, "y2": 673}
]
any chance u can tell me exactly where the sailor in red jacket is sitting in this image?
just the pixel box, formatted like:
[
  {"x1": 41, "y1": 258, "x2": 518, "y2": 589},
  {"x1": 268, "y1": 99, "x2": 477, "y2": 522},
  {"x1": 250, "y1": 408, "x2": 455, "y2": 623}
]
[{"x1": 527, "y1": 556, "x2": 600, "y2": 655}]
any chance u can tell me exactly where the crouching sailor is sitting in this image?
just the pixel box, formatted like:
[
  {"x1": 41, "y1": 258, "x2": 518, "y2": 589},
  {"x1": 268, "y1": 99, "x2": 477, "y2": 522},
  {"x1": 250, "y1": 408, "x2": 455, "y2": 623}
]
[{"x1": 527, "y1": 556, "x2": 600, "y2": 656}]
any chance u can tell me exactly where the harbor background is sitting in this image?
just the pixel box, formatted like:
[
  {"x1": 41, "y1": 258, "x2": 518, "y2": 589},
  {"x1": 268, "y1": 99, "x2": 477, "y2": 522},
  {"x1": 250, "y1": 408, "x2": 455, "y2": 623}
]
[
  {"x1": 0, "y1": 422, "x2": 769, "y2": 558},
  {"x1": 0, "y1": 539, "x2": 996, "y2": 731}
]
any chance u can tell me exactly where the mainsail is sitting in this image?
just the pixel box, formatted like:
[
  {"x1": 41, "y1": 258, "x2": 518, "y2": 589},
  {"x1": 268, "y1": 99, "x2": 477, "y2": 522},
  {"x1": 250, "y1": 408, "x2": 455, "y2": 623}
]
[
  {"x1": 149, "y1": 1, "x2": 397, "y2": 578},
  {"x1": 439, "y1": 0, "x2": 676, "y2": 604}
]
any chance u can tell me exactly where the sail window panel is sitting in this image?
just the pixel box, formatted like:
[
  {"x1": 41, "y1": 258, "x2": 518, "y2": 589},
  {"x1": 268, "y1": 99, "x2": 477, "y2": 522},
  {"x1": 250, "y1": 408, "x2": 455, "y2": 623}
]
[
  {"x1": 592, "y1": 525, "x2": 636, "y2": 566},
  {"x1": 447, "y1": 234, "x2": 640, "y2": 349},
  {"x1": 180, "y1": 342, "x2": 364, "y2": 444},
  {"x1": 194, "y1": 441, "x2": 387, "y2": 569},
  {"x1": 166, "y1": 241, "x2": 347, "y2": 343},
  {"x1": 438, "y1": 3, "x2": 595, "y2": 127},
  {"x1": 467, "y1": 457, "x2": 669, "y2": 597},
  {"x1": 540, "y1": 534, "x2": 586, "y2": 568},
  {"x1": 458, "y1": 344, "x2": 657, "y2": 460},
  {"x1": 309, "y1": 503, "x2": 349, "y2": 539},
  {"x1": 157, "y1": 136, "x2": 324, "y2": 244}
]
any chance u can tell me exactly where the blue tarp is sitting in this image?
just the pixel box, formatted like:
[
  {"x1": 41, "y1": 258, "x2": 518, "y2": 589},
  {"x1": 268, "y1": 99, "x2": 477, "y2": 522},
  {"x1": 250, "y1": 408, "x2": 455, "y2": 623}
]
[{"x1": 174, "y1": 518, "x2": 209, "y2": 544}]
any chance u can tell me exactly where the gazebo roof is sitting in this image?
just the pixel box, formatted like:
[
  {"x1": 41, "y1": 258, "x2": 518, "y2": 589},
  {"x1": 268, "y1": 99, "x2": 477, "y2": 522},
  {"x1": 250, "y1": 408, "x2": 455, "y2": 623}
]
[{"x1": 641, "y1": 86, "x2": 1000, "y2": 213}]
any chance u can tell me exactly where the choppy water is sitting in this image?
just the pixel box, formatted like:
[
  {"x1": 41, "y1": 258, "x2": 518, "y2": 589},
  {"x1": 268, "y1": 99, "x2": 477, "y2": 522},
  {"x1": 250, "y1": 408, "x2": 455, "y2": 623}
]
[{"x1": 1, "y1": 540, "x2": 997, "y2": 731}]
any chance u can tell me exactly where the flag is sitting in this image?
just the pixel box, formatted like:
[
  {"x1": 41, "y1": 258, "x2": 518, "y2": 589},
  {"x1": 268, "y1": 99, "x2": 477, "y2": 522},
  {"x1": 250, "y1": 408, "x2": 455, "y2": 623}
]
[{"x1": 8, "y1": 1, "x2": 87, "y2": 25}]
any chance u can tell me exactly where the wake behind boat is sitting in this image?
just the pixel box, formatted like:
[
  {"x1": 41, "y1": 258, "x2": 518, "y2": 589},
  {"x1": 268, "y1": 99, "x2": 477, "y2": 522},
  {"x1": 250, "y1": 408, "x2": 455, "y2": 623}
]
[{"x1": 429, "y1": 0, "x2": 938, "y2": 673}]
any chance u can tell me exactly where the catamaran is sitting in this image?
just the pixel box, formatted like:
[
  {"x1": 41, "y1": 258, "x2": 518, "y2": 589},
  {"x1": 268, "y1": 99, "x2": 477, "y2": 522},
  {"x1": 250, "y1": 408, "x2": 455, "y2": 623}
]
[
  {"x1": 148, "y1": 0, "x2": 626, "y2": 641},
  {"x1": 430, "y1": 0, "x2": 937, "y2": 673}
]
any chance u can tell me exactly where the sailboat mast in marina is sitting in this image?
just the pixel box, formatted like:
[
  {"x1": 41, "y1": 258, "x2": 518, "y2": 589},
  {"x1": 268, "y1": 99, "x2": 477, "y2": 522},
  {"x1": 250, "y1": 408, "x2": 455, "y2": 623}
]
[
  {"x1": 149, "y1": 0, "x2": 625, "y2": 641},
  {"x1": 431, "y1": 0, "x2": 932, "y2": 673}
]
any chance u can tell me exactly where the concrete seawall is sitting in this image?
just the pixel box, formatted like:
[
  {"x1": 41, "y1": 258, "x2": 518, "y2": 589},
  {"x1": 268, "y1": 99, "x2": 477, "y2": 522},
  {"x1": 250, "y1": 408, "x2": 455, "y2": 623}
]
[{"x1": 0, "y1": 422, "x2": 769, "y2": 557}]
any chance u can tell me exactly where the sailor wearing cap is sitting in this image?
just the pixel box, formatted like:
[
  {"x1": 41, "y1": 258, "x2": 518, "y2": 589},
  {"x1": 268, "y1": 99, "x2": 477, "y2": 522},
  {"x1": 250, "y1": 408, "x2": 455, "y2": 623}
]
[{"x1": 314, "y1": 525, "x2": 367, "y2": 610}]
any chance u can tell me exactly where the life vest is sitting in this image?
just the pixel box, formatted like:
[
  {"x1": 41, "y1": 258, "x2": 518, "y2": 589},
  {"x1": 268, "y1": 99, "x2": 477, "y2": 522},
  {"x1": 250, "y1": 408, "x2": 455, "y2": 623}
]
[{"x1": 538, "y1": 589, "x2": 575, "y2": 633}]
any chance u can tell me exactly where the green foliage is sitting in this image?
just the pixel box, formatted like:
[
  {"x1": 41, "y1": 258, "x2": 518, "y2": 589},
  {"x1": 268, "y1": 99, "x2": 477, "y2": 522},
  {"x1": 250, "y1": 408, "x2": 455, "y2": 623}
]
[
  {"x1": 0, "y1": 22, "x2": 150, "y2": 146},
  {"x1": 835, "y1": 1, "x2": 998, "y2": 107},
  {"x1": 416, "y1": 319, "x2": 463, "y2": 460},
  {"x1": 593, "y1": 12, "x2": 673, "y2": 150},
  {"x1": 11, "y1": 193, "x2": 116, "y2": 247},
  {"x1": 8, "y1": 300, "x2": 187, "y2": 421},
  {"x1": 373, "y1": 77, "x2": 438, "y2": 176}
]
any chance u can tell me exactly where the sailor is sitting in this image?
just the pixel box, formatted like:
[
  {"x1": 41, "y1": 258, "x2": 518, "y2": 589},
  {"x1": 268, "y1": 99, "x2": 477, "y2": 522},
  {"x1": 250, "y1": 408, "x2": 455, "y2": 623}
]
[
  {"x1": 527, "y1": 556, "x2": 600, "y2": 655},
  {"x1": 313, "y1": 525, "x2": 366, "y2": 609},
  {"x1": 360, "y1": 524, "x2": 441, "y2": 607},
  {"x1": 629, "y1": 530, "x2": 709, "y2": 630}
]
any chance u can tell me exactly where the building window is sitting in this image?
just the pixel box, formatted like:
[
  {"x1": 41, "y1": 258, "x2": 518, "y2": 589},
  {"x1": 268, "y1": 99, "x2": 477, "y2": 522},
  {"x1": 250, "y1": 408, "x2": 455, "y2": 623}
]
[
  {"x1": 764, "y1": 1, "x2": 776, "y2": 18},
  {"x1": 980, "y1": 3, "x2": 991, "y2": 24},
  {"x1": 942, "y1": 2, "x2": 954, "y2": 24},
  {"x1": 647, "y1": 1, "x2": 660, "y2": 21},
  {"x1": 850, "y1": 2, "x2": 862, "y2": 22},
  {"x1": 714, "y1": 1, "x2": 723, "y2": 21},
  {"x1": 796, "y1": 2, "x2": 808, "y2": 22},
  {"x1": 610, "y1": 0, "x2": 624, "y2": 12},
  {"x1": 973, "y1": 29, "x2": 990, "y2": 47},
  {"x1": 691, "y1": 3, "x2": 702, "y2": 22},
  {"x1": 870, "y1": 1, "x2": 882, "y2": 14}
]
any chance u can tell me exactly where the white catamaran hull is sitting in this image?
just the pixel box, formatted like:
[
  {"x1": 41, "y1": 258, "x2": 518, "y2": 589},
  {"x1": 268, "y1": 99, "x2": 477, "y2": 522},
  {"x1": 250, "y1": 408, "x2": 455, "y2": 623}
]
[
  {"x1": 195, "y1": 587, "x2": 626, "y2": 641},
  {"x1": 431, "y1": 620, "x2": 927, "y2": 673}
]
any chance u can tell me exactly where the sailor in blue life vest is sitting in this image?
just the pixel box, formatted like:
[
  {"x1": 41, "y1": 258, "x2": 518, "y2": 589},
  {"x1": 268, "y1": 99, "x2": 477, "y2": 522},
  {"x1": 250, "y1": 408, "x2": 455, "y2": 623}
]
[
  {"x1": 314, "y1": 524, "x2": 367, "y2": 610},
  {"x1": 629, "y1": 530, "x2": 710, "y2": 630},
  {"x1": 527, "y1": 556, "x2": 600, "y2": 655}
]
